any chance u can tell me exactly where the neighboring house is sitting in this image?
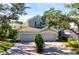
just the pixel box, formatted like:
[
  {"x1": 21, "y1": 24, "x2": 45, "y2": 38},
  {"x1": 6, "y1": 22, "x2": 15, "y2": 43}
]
[
  {"x1": 27, "y1": 15, "x2": 46, "y2": 28},
  {"x1": 65, "y1": 29, "x2": 78, "y2": 40},
  {"x1": 10, "y1": 20, "x2": 21, "y2": 29},
  {"x1": 69, "y1": 22, "x2": 78, "y2": 29},
  {"x1": 59, "y1": 22, "x2": 79, "y2": 40},
  {"x1": 69, "y1": 22, "x2": 79, "y2": 34}
]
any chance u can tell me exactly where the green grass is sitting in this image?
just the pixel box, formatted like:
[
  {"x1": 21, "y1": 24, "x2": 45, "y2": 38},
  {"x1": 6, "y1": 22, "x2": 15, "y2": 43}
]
[{"x1": 0, "y1": 41, "x2": 14, "y2": 53}]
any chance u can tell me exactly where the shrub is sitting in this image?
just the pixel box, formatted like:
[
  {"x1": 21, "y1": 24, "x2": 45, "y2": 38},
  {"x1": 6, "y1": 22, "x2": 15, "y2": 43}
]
[
  {"x1": 8, "y1": 29, "x2": 18, "y2": 42},
  {"x1": 0, "y1": 47, "x2": 4, "y2": 52},
  {"x1": 0, "y1": 31, "x2": 7, "y2": 41},
  {"x1": 62, "y1": 36, "x2": 68, "y2": 41},
  {"x1": 70, "y1": 41, "x2": 79, "y2": 48},
  {"x1": 65, "y1": 40, "x2": 79, "y2": 48},
  {"x1": 11, "y1": 36, "x2": 17, "y2": 42},
  {"x1": 10, "y1": 29, "x2": 18, "y2": 35},
  {"x1": 0, "y1": 41, "x2": 14, "y2": 53},
  {"x1": 57, "y1": 36, "x2": 68, "y2": 42},
  {"x1": 0, "y1": 30, "x2": 7, "y2": 36},
  {"x1": 0, "y1": 41, "x2": 13, "y2": 49},
  {"x1": 8, "y1": 35, "x2": 17, "y2": 42},
  {"x1": 68, "y1": 38, "x2": 75, "y2": 43},
  {"x1": 35, "y1": 34, "x2": 44, "y2": 53},
  {"x1": 64, "y1": 43, "x2": 72, "y2": 47},
  {"x1": 70, "y1": 41, "x2": 79, "y2": 54},
  {"x1": 64, "y1": 38, "x2": 79, "y2": 53},
  {"x1": 67, "y1": 38, "x2": 79, "y2": 48},
  {"x1": 0, "y1": 34, "x2": 6, "y2": 41}
]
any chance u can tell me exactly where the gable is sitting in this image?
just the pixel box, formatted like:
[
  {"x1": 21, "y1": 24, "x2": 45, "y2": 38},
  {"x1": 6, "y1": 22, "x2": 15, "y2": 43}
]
[{"x1": 28, "y1": 15, "x2": 42, "y2": 22}]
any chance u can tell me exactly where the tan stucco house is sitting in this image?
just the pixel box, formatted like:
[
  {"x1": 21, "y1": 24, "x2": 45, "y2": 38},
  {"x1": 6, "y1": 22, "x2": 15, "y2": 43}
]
[{"x1": 10, "y1": 20, "x2": 21, "y2": 30}]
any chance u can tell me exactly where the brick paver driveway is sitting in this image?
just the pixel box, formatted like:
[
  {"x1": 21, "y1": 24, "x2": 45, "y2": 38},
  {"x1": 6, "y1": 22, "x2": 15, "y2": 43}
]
[{"x1": 3, "y1": 42, "x2": 76, "y2": 55}]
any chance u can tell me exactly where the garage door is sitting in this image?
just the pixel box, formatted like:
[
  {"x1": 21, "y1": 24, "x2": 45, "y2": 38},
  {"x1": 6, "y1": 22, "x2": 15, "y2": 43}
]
[
  {"x1": 19, "y1": 33, "x2": 36, "y2": 42},
  {"x1": 41, "y1": 33, "x2": 58, "y2": 41},
  {"x1": 18, "y1": 32, "x2": 58, "y2": 42}
]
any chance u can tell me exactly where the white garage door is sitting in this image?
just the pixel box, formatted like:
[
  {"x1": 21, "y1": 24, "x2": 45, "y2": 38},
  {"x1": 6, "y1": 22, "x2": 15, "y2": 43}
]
[
  {"x1": 41, "y1": 33, "x2": 58, "y2": 41},
  {"x1": 18, "y1": 32, "x2": 58, "y2": 42},
  {"x1": 19, "y1": 33, "x2": 36, "y2": 42}
]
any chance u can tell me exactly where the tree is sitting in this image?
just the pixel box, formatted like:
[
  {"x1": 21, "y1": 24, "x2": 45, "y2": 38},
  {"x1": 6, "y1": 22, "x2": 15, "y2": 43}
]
[
  {"x1": 65, "y1": 3, "x2": 79, "y2": 28},
  {"x1": 0, "y1": 3, "x2": 30, "y2": 20},
  {"x1": 59, "y1": 14, "x2": 73, "y2": 28},
  {"x1": 65, "y1": 3, "x2": 79, "y2": 40},
  {"x1": 0, "y1": 3, "x2": 30, "y2": 36},
  {"x1": 42, "y1": 8, "x2": 65, "y2": 29}
]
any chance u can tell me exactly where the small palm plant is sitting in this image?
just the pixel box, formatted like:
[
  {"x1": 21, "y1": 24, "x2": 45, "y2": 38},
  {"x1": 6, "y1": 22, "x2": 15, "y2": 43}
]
[{"x1": 35, "y1": 34, "x2": 44, "y2": 53}]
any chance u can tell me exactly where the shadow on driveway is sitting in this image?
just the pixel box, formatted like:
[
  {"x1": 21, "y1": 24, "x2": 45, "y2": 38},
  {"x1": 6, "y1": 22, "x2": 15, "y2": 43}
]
[
  {"x1": 43, "y1": 47, "x2": 76, "y2": 55},
  {"x1": 3, "y1": 42, "x2": 76, "y2": 55}
]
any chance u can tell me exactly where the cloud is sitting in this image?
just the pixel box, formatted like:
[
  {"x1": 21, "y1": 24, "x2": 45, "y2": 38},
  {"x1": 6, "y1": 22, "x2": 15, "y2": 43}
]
[{"x1": 19, "y1": 15, "x2": 34, "y2": 22}]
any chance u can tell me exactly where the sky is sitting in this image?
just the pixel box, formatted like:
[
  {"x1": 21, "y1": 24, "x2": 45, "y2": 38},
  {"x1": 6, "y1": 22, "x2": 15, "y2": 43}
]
[{"x1": 19, "y1": 3, "x2": 69, "y2": 22}]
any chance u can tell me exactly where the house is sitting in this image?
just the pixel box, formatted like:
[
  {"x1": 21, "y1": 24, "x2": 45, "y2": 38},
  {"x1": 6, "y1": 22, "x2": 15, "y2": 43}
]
[
  {"x1": 69, "y1": 22, "x2": 79, "y2": 34},
  {"x1": 18, "y1": 26, "x2": 58, "y2": 42},
  {"x1": 58, "y1": 22, "x2": 79, "y2": 40},
  {"x1": 69, "y1": 22, "x2": 78, "y2": 29},
  {"x1": 27, "y1": 15, "x2": 46, "y2": 28},
  {"x1": 10, "y1": 20, "x2": 21, "y2": 29}
]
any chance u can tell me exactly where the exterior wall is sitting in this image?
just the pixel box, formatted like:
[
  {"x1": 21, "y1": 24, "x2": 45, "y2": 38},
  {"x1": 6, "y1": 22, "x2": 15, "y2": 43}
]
[
  {"x1": 10, "y1": 20, "x2": 21, "y2": 29},
  {"x1": 10, "y1": 23, "x2": 20, "y2": 29},
  {"x1": 69, "y1": 22, "x2": 78, "y2": 29}
]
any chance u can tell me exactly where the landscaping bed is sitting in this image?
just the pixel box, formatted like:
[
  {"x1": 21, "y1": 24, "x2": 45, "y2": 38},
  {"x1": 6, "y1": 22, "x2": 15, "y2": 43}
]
[
  {"x1": 0, "y1": 41, "x2": 14, "y2": 53},
  {"x1": 64, "y1": 38, "x2": 79, "y2": 54}
]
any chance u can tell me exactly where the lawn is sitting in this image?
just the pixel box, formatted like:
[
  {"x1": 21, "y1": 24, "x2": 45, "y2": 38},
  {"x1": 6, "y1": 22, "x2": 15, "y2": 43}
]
[{"x1": 0, "y1": 41, "x2": 14, "y2": 53}]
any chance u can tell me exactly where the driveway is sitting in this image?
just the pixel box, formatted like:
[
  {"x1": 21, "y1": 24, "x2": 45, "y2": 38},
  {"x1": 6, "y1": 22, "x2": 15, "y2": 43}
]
[{"x1": 3, "y1": 42, "x2": 76, "y2": 55}]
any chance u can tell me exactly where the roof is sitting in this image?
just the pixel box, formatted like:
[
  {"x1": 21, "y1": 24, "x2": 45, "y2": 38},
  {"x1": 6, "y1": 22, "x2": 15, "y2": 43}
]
[
  {"x1": 27, "y1": 15, "x2": 41, "y2": 21},
  {"x1": 19, "y1": 25, "x2": 58, "y2": 34},
  {"x1": 19, "y1": 25, "x2": 41, "y2": 32},
  {"x1": 40, "y1": 26, "x2": 58, "y2": 33}
]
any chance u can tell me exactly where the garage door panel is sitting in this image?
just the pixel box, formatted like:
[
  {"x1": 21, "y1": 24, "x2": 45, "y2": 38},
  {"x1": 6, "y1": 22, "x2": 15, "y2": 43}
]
[
  {"x1": 41, "y1": 34, "x2": 57, "y2": 41},
  {"x1": 19, "y1": 33, "x2": 57, "y2": 42},
  {"x1": 20, "y1": 34, "x2": 36, "y2": 42}
]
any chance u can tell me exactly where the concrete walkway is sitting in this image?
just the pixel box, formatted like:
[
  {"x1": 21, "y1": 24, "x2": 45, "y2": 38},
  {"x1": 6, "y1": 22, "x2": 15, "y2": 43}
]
[{"x1": 2, "y1": 42, "x2": 76, "y2": 55}]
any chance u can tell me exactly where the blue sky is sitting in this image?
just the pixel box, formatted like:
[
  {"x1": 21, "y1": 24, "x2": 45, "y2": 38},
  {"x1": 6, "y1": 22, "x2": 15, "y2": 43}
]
[{"x1": 19, "y1": 3, "x2": 69, "y2": 22}]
